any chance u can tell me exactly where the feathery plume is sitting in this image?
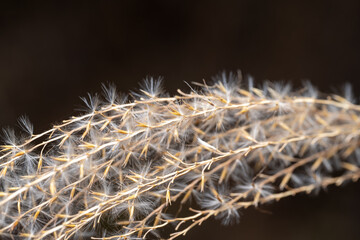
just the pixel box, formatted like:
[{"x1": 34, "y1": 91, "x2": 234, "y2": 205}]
[{"x1": 0, "y1": 73, "x2": 360, "y2": 239}]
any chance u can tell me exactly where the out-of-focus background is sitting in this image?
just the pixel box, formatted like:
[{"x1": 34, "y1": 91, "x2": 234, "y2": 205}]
[{"x1": 1, "y1": 1, "x2": 360, "y2": 239}]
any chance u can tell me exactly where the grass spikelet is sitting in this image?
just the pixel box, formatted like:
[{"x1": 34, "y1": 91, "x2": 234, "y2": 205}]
[{"x1": 1, "y1": 72, "x2": 360, "y2": 239}]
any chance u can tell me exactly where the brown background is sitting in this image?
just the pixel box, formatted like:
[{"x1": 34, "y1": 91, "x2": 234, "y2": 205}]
[{"x1": 1, "y1": 1, "x2": 360, "y2": 239}]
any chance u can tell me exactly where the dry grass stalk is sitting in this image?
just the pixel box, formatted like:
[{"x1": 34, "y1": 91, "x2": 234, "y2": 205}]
[{"x1": 0, "y1": 73, "x2": 360, "y2": 239}]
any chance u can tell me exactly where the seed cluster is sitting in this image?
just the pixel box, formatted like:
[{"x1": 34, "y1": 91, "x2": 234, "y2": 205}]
[{"x1": 1, "y1": 73, "x2": 360, "y2": 239}]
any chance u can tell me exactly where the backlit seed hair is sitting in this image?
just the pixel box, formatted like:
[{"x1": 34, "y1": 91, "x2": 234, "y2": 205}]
[{"x1": 1, "y1": 72, "x2": 360, "y2": 239}]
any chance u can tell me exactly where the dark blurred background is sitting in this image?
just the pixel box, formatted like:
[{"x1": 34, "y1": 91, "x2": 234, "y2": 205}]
[{"x1": 1, "y1": 1, "x2": 360, "y2": 239}]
